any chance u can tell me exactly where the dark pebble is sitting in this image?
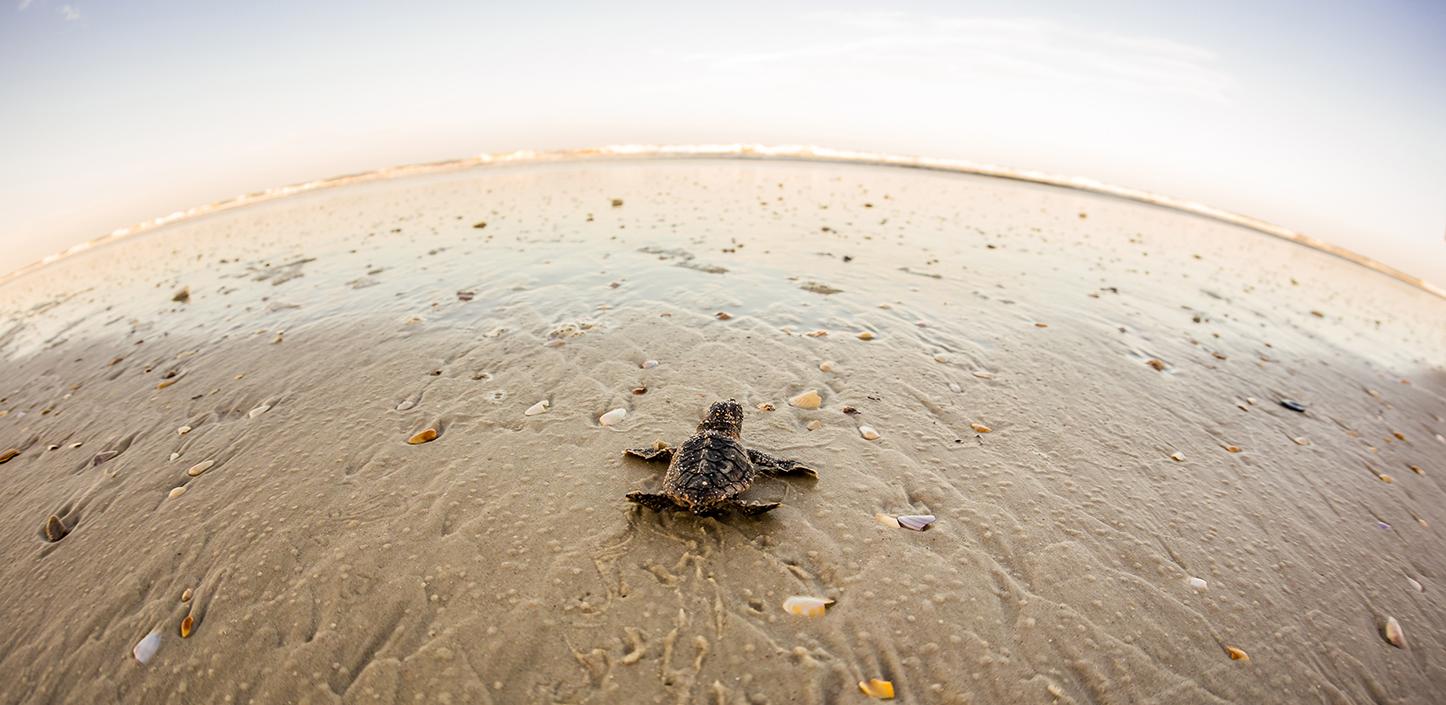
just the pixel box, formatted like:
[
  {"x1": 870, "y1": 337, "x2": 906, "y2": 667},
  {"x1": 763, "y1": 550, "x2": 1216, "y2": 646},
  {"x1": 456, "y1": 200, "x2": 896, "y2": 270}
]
[{"x1": 1279, "y1": 399, "x2": 1306, "y2": 413}]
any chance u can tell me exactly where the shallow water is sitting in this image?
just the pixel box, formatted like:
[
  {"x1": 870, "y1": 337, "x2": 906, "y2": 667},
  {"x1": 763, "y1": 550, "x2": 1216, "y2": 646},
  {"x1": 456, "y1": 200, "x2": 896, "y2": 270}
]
[{"x1": 0, "y1": 159, "x2": 1443, "y2": 704}]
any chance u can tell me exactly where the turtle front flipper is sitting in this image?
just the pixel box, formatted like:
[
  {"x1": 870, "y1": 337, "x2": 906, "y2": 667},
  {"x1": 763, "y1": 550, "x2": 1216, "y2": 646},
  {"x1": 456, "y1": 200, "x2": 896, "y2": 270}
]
[
  {"x1": 746, "y1": 448, "x2": 818, "y2": 478},
  {"x1": 623, "y1": 442, "x2": 674, "y2": 463},
  {"x1": 626, "y1": 491, "x2": 683, "y2": 512},
  {"x1": 726, "y1": 499, "x2": 781, "y2": 516}
]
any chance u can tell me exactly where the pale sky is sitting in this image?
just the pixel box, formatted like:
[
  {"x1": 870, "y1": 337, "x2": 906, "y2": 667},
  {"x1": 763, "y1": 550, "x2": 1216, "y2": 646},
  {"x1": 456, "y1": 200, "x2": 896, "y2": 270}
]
[{"x1": 2, "y1": 1, "x2": 1444, "y2": 284}]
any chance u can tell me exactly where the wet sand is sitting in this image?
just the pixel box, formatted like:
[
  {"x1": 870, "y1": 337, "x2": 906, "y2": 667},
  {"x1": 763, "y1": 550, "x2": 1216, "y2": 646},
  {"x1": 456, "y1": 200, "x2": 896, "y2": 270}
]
[{"x1": 1, "y1": 158, "x2": 1443, "y2": 704}]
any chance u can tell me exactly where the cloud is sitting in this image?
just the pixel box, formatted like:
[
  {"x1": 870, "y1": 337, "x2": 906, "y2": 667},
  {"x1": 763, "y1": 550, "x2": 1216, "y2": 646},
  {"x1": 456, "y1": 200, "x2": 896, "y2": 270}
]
[
  {"x1": 18, "y1": 0, "x2": 34, "y2": 10},
  {"x1": 683, "y1": 14, "x2": 1232, "y2": 104},
  {"x1": 59, "y1": 4, "x2": 79, "y2": 20}
]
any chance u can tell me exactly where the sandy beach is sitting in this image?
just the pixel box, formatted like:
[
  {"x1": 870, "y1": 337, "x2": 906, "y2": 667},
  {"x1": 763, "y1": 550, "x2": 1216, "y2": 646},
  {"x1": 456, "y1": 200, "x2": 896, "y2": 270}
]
[{"x1": 1, "y1": 156, "x2": 1443, "y2": 704}]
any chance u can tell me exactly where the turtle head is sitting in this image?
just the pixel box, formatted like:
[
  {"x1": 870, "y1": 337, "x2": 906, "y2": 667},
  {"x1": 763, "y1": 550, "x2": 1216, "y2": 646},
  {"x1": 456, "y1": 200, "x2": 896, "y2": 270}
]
[{"x1": 697, "y1": 399, "x2": 744, "y2": 438}]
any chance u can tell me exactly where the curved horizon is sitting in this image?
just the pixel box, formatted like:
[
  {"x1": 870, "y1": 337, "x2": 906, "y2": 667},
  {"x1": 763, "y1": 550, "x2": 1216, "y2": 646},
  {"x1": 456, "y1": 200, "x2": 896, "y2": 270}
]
[{"x1": 2, "y1": 144, "x2": 1440, "y2": 299}]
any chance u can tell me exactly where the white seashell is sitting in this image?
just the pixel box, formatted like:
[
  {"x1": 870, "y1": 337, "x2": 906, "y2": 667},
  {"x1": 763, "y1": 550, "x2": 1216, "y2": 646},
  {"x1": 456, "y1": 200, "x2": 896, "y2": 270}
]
[
  {"x1": 169, "y1": 452, "x2": 179, "y2": 462},
  {"x1": 133, "y1": 630, "x2": 161, "y2": 663},
  {"x1": 782, "y1": 595, "x2": 834, "y2": 618},
  {"x1": 641, "y1": 359, "x2": 659, "y2": 369},
  {"x1": 1407, "y1": 577, "x2": 1424, "y2": 592},
  {"x1": 396, "y1": 399, "x2": 415, "y2": 411},
  {"x1": 788, "y1": 390, "x2": 822, "y2": 410},
  {"x1": 1384, "y1": 616, "x2": 1406, "y2": 648},
  {"x1": 897, "y1": 515, "x2": 936, "y2": 531},
  {"x1": 525, "y1": 400, "x2": 550, "y2": 416},
  {"x1": 858, "y1": 426, "x2": 880, "y2": 441},
  {"x1": 177, "y1": 425, "x2": 191, "y2": 436},
  {"x1": 1187, "y1": 577, "x2": 1208, "y2": 590},
  {"x1": 948, "y1": 382, "x2": 962, "y2": 393},
  {"x1": 186, "y1": 460, "x2": 214, "y2": 477},
  {"x1": 168, "y1": 486, "x2": 187, "y2": 499},
  {"x1": 599, "y1": 408, "x2": 627, "y2": 426},
  {"x1": 248, "y1": 404, "x2": 271, "y2": 419},
  {"x1": 1170, "y1": 452, "x2": 1185, "y2": 461}
]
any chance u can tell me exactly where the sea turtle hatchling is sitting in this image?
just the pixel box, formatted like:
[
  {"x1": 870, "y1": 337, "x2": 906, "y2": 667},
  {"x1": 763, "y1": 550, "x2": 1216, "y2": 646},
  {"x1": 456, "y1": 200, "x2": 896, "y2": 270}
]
[{"x1": 624, "y1": 399, "x2": 817, "y2": 516}]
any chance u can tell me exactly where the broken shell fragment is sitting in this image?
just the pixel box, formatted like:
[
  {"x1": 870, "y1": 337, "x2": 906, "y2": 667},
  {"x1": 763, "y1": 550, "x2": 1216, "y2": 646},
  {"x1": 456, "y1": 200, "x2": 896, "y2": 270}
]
[
  {"x1": 858, "y1": 679, "x2": 895, "y2": 699},
  {"x1": 874, "y1": 513, "x2": 901, "y2": 528},
  {"x1": 782, "y1": 595, "x2": 834, "y2": 618},
  {"x1": 1384, "y1": 617, "x2": 1406, "y2": 648},
  {"x1": 756, "y1": 402, "x2": 775, "y2": 412},
  {"x1": 248, "y1": 404, "x2": 271, "y2": 418},
  {"x1": 408, "y1": 428, "x2": 438, "y2": 445},
  {"x1": 186, "y1": 460, "x2": 214, "y2": 477},
  {"x1": 524, "y1": 400, "x2": 550, "y2": 416},
  {"x1": 897, "y1": 515, "x2": 936, "y2": 531},
  {"x1": 788, "y1": 390, "x2": 822, "y2": 410},
  {"x1": 168, "y1": 486, "x2": 187, "y2": 499},
  {"x1": 0, "y1": 448, "x2": 18, "y2": 464},
  {"x1": 44, "y1": 515, "x2": 67, "y2": 542},
  {"x1": 715, "y1": 311, "x2": 733, "y2": 320},
  {"x1": 177, "y1": 425, "x2": 192, "y2": 435},
  {"x1": 1187, "y1": 576, "x2": 1208, "y2": 590},
  {"x1": 1224, "y1": 445, "x2": 1241, "y2": 453},
  {"x1": 1225, "y1": 646, "x2": 1249, "y2": 661},
  {"x1": 133, "y1": 631, "x2": 161, "y2": 664},
  {"x1": 641, "y1": 359, "x2": 659, "y2": 369},
  {"x1": 858, "y1": 426, "x2": 880, "y2": 440},
  {"x1": 970, "y1": 422, "x2": 991, "y2": 433},
  {"x1": 179, "y1": 614, "x2": 194, "y2": 639},
  {"x1": 181, "y1": 588, "x2": 193, "y2": 603},
  {"x1": 599, "y1": 408, "x2": 627, "y2": 426},
  {"x1": 1170, "y1": 452, "x2": 1185, "y2": 462}
]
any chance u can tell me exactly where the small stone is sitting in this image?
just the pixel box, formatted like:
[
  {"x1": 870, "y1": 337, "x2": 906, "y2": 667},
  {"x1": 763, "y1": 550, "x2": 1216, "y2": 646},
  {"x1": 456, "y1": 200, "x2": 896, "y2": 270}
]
[
  {"x1": 248, "y1": 404, "x2": 271, "y2": 419},
  {"x1": 1279, "y1": 399, "x2": 1306, "y2": 413},
  {"x1": 610, "y1": 198, "x2": 623, "y2": 207},
  {"x1": 1186, "y1": 576, "x2": 1208, "y2": 590},
  {"x1": 970, "y1": 422, "x2": 991, "y2": 434},
  {"x1": 818, "y1": 360, "x2": 835, "y2": 372},
  {"x1": 471, "y1": 221, "x2": 487, "y2": 229},
  {"x1": 1145, "y1": 358, "x2": 1166, "y2": 371},
  {"x1": 841, "y1": 405, "x2": 859, "y2": 415},
  {"x1": 1034, "y1": 322, "x2": 1049, "y2": 328},
  {"x1": 1383, "y1": 617, "x2": 1406, "y2": 648},
  {"x1": 408, "y1": 428, "x2": 438, "y2": 445},
  {"x1": 948, "y1": 382, "x2": 962, "y2": 393},
  {"x1": 641, "y1": 359, "x2": 659, "y2": 369},
  {"x1": 715, "y1": 311, "x2": 733, "y2": 320},
  {"x1": 168, "y1": 486, "x2": 188, "y2": 499},
  {"x1": 806, "y1": 420, "x2": 823, "y2": 431},
  {"x1": 1379, "y1": 474, "x2": 1393, "y2": 484},
  {"x1": 524, "y1": 400, "x2": 550, "y2": 416},
  {"x1": 181, "y1": 588, "x2": 192, "y2": 603},
  {"x1": 456, "y1": 290, "x2": 476, "y2": 301},
  {"x1": 177, "y1": 425, "x2": 191, "y2": 435},
  {"x1": 186, "y1": 460, "x2": 214, "y2": 477},
  {"x1": 856, "y1": 331, "x2": 876, "y2": 341},
  {"x1": 599, "y1": 408, "x2": 627, "y2": 426},
  {"x1": 788, "y1": 390, "x2": 822, "y2": 410},
  {"x1": 859, "y1": 425, "x2": 880, "y2": 440},
  {"x1": 172, "y1": 287, "x2": 190, "y2": 303},
  {"x1": 1409, "y1": 465, "x2": 1423, "y2": 475}
]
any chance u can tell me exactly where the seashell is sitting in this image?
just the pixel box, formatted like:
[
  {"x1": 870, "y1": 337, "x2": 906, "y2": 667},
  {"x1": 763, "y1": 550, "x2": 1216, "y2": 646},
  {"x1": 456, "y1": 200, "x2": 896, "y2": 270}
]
[
  {"x1": 408, "y1": 428, "x2": 438, "y2": 445},
  {"x1": 641, "y1": 359, "x2": 659, "y2": 369},
  {"x1": 1406, "y1": 577, "x2": 1423, "y2": 592},
  {"x1": 1409, "y1": 465, "x2": 1423, "y2": 475},
  {"x1": 806, "y1": 420, "x2": 823, "y2": 431},
  {"x1": 599, "y1": 408, "x2": 627, "y2": 426},
  {"x1": 1225, "y1": 646, "x2": 1249, "y2": 661},
  {"x1": 248, "y1": 404, "x2": 271, "y2": 419},
  {"x1": 715, "y1": 311, "x2": 733, "y2": 320},
  {"x1": 858, "y1": 678, "x2": 895, "y2": 699},
  {"x1": 168, "y1": 486, "x2": 187, "y2": 499},
  {"x1": 179, "y1": 614, "x2": 194, "y2": 638},
  {"x1": 525, "y1": 400, "x2": 550, "y2": 416},
  {"x1": 858, "y1": 426, "x2": 880, "y2": 440},
  {"x1": 897, "y1": 515, "x2": 936, "y2": 531},
  {"x1": 396, "y1": 399, "x2": 415, "y2": 411},
  {"x1": 1292, "y1": 437, "x2": 1309, "y2": 446},
  {"x1": 970, "y1": 422, "x2": 991, "y2": 433},
  {"x1": 181, "y1": 588, "x2": 192, "y2": 603},
  {"x1": 972, "y1": 370, "x2": 994, "y2": 379},
  {"x1": 169, "y1": 452, "x2": 179, "y2": 462},
  {"x1": 133, "y1": 631, "x2": 161, "y2": 664},
  {"x1": 874, "y1": 513, "x2": 900, "y2": 528},
  {"x1": 818, "y1": 360, "x2": 834, "y2": 372},
  {"x1": 157, "y1": 378, "x2": 179, "y2": 389},
  {"x1": 782, "y1": 595, "x2": 834, "y2": 618},
  {"x1": 1170, "y1": 452, "x2": 1184, "y2": 462},
  {"x1": 856, "y1": 331, "x2": 876, "y2": 341},
  {"x1": 186, "y1": 460, "x2": 214, "y2": 477},
  {"x1": 1224, "y1": 445, "x2": 1241, "y2": 453},
  {"x1": 1383, "y1": 617, "x2": 1405, "y2": 648},
  {"x1": 0, "y1": 448, "x2": 19, "y2": 464},
  {"x1": 756, "y1": 402, "x2": 775, "y2": 412},
  {"x1": 44, "y1": 515, "x2": 67, "y2": 542},
  {"x1": 1186, "y1": 576, "x2": 1208, "y2": 590},
  {"x1": 1392, "y1": 431, "x2": 1405, "y2": 441},
  {"x1": 1379, "y1": 474, "x2": 1393, "y2": 483},
  {"x1": 69, "y1": 442, "x2": 82, "y2": 448},
  {"x1": 788, "y1": 390, "x2": 822, "y2": 410},
  {"x1": 46, "y1": 444, "x2": 59, "y2": 451},
  {"x1": 177, "y1": 425, "x2": 192, "y2": 435}
]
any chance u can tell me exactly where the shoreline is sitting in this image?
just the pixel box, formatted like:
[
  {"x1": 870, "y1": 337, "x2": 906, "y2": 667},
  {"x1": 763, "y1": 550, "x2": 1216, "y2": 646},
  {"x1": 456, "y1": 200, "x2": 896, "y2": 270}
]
[{"x1": 3, "y1": 144, "x2": 1440, "y2": 298}]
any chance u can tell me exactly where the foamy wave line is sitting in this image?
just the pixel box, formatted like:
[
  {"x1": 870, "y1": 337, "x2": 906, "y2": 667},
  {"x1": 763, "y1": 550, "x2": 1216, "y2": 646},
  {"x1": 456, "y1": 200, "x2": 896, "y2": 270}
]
[{"x1": 4, "y1": 144, "x2": 1440, "y2": 297}]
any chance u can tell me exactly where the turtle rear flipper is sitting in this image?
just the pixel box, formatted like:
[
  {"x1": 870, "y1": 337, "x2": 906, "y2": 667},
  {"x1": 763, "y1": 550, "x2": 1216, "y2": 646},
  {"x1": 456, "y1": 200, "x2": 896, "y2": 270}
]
[
  {"x1": 626, "y1": 491, "x2": 682, "y2": 512},
  {"x1": 727, "y1": 499, "x2": 780, "y2": 516},
  {"x1": 746, "y1": 449, "x2": 818, "y2": 479}
]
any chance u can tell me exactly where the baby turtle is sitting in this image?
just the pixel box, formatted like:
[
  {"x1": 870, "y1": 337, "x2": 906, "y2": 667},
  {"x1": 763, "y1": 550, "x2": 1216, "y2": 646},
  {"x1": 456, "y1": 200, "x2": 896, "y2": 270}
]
[{"x1": 624, "y1": 399, "x2": 817, "y2": 516}]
